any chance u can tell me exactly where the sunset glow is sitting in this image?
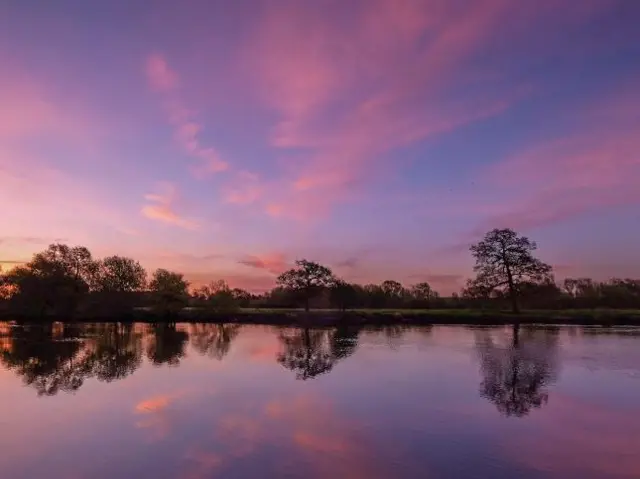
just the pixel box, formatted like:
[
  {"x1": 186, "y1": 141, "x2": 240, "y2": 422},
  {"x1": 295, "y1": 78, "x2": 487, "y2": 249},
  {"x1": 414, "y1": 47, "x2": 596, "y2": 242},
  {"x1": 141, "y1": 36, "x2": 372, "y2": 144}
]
[{"x1": 1, "y1": 0, "x2": 638, "y2": 293}]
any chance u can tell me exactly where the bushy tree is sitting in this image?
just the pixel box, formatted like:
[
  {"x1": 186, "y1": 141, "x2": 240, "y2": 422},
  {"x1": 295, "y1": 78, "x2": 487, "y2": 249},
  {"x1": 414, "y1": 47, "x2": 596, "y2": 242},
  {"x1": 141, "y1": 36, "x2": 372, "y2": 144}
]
[
  {"x1": 380, "y1": 280, "x2": 406, "y2": 307},
  {"x1": 276, "y1": 259, "x2": 335, "y2": 311},
  {"x1": 92, "y1": 256, "x2": 146, "y2": 292},
  {"x1": 193, "y1": 280, "x2": 238, "y2": 312},
  {"x1": 363, "y1": 284, "x2": 386, "y2": 308},
  {"x1": 83, "y1": 256, "x2": 147, "y2": 316},
  {"x1": 149, "y1": 269, "x2": 189, "y2": 315},
  {"x1": 231, "y1": 288, "x2": 252, "y2": 308},
  {"x1": 329, "y1": 280, "x2": 359, "y2": 311},
  {"x1": 1, "y1": 244, "x2": 95, "y2": 317},
  {"x1": 410, "y1": 282, "x2": 438, "y2": 308}
]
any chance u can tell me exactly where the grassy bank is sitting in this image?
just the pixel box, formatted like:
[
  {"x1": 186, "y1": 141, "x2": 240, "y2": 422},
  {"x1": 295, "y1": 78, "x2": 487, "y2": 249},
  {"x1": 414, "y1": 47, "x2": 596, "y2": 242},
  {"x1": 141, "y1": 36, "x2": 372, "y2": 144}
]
[{"x1": 4, "y1": 308, "x2": 640, "y2": 326}]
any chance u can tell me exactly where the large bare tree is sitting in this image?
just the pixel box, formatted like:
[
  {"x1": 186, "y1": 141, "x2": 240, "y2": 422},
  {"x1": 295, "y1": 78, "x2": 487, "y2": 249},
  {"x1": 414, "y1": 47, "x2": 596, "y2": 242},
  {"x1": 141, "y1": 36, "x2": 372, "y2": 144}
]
[{"x1": 469, "y1": 228, "x2": 552, "y2": 313}]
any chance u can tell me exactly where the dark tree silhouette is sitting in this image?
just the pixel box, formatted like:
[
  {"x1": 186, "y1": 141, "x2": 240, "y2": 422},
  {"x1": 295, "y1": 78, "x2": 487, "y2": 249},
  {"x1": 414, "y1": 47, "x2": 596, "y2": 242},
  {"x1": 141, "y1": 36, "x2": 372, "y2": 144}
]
[
  {"x1": 146, "y1": 323, "x2": 189, "y2": 366},
  {"x1": 362, "y1": 284, "x2": 387, "y2": 308},
  {"x1": 476, "y1": 325, "x2": 558, "y2": 417},
  {"x1": 149, "y1": 269, "x2": 190, "y2": 315},
  {"x1": 189, "y1": 323, "x2": 240, "y2": 360},
  {"x1": 469, "y1": 228, "x2": 552, "y2": 313},
  {"x1": 35, "y1": 244, "x2": 95, "y2": 286},
  {"x1": 329, "y1": 280, "x2": 359, "y2": 311},
  {"x1": 193, "y1": 280, "x2": 238, "y2": 312},
  {"x1": 277, "y1": 259, "x2": 335, "y2": 311},
  {"x1": 2, "y1": 248, "x2": 93, "y2": 317},
  {"x1": 380, "y1": 280, "x2": 406, "y2": 308},
  {"x1": 91, "y1": 256, "x2": 146, "y2": 292},
  {"x1": 84, "y1": 256, "x2": 147, "y2": 315},
  {"x1": 409, "y1": 282, "x2": 438, "y2": 308}
]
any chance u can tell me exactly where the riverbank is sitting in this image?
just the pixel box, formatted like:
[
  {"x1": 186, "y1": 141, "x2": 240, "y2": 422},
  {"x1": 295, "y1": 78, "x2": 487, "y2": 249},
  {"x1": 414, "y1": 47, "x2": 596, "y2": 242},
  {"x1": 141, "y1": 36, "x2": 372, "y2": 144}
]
[{"x1": 4, "y1": 308, "x2": 640, "y2": 326}]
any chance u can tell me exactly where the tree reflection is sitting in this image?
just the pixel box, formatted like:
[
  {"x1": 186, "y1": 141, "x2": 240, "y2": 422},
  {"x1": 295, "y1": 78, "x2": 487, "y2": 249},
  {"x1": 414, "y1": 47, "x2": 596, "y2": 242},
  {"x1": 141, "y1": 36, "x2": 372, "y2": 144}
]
[
  {"x1": 330, "y1": 325, "x2": 360, "y2": 359},
  {"x1": 0, "y1": 324, "x2": 87, "y2": 396},
  {"x1": 0, "y1": 322, "x2": 191, "y2": 395},
  {"x1": 189, "y1": 324, "x2": 240, "y2": 360},
  {"x1": 146, "y1": 323, "x2": 189, "y2": 366},
  {"x1": 84, "y1": 323, "x2": 143, "y2": 381},
  {"x1": 278, "y1": 327, "x2": 360, "y2": 380},
  {"x1": 476, "y1": 325, "x2": 559, "y2": 417}
]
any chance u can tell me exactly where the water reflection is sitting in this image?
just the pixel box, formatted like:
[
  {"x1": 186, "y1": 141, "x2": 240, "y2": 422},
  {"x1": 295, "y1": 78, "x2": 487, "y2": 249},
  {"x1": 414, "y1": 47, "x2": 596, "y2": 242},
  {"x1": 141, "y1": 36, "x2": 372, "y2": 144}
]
[
  {"x1": 85, "y1": 323, "x2": 142, "y2": 382},
  {"x1": 146, "y1": 323, "x2": 189, "y2": 366},
  {"x1": 476, "y1": 325, "x2": 559, "y2": 417},
  {"x1": 277, "y1": 325, "x2": 360, "y2": 380},
  {"x1": 189, "y1": 324, "x2": 240, "y2": 360},
  {"x1": 0, "y1": 323, "x2": 365, "y2": 395},
  {"x1": 2, "y1": 323, "x2": 640, "y2": 478},
  {"x1": 0, "y1": 324, "x2": 86, "y2": 395}
]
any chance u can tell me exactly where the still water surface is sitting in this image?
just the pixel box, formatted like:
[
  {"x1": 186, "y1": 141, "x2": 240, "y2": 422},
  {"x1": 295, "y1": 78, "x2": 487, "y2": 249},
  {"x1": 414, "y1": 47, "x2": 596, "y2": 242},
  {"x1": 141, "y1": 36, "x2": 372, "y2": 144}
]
[{"x1": 1, "y1": 323, "x2": 639, "y2": 479}]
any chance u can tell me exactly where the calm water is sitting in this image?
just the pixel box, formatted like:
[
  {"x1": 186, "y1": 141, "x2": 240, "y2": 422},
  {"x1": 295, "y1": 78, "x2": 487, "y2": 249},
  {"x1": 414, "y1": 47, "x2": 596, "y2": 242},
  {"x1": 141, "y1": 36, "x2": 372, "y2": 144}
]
[{"x1": 1, "y1": 323, "x2": 640, "y2": 479}]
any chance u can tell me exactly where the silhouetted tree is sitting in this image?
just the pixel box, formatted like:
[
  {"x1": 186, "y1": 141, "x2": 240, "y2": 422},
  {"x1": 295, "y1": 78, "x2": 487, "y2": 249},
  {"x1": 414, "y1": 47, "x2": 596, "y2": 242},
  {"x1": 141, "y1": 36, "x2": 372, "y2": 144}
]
[
  {"x1": 469, "y1": 229, "x2": 552, "y2": 313},
  {"x1": 600, "y1": 279, "x2": 640, "y2": 308},
  {"x1": 519, "y1": 279, "x2": 563, "y2": 309},
  {"x1": 84, "y1": 256, "x2": 147, "y2": 315},
  {"x1": 231, "y1": 288, "x2": 252, "y2": 308},
  {"x1": 476, "y1": 325, "x2": 558, "y2": 417},
  {"x1": 410, "y1": 282, "x2": 438, "y2": 308},
  {"x1": 363, "y1": 283, "x2": 387, "y2": 308},
  {"x1": 381, "y1": 280, "x2": 406, "y2": 308},
  {"x1": 91, "y1": 256, "x2": 146, "y2": 292},
  {"x1": 193, "y1": 280, "x2": 238, "y2": 312},
  {"x1": 329, "y1": 280, "x2": 359, "y2": 311},
  {"x1": 2, "y1": 250, "x2": 91, "y2": 317},
  {"x1": 276, "y1": 260, "x2": 335, "y2": 311},
  {"x1": 35, "y1": 244, "x2": 95, "y2": 286},
  {"x1": 149, "y1": 269, "x2": 189, "y2": 316}
]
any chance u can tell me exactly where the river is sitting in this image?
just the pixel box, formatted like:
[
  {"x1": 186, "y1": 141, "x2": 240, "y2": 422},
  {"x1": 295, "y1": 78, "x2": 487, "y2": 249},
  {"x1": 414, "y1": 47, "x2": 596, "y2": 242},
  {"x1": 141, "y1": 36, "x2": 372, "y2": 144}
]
[{"x1": 1, "y1": 323, "x2": 639, "y2": 478}]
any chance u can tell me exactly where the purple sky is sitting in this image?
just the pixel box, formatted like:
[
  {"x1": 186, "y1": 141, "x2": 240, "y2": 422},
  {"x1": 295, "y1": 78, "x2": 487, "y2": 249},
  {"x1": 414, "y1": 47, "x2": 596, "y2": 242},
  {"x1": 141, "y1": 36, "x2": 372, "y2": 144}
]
[{"x1": 1, "y1": 0, "x2": 639, "y2": 293}]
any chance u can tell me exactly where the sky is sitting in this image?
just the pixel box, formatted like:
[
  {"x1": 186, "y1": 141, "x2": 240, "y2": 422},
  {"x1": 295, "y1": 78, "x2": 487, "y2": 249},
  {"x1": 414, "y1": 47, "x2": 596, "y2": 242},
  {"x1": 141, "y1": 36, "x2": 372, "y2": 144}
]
[{"x1": 1, "y1": 0, "x2": 639, "y2": 294}]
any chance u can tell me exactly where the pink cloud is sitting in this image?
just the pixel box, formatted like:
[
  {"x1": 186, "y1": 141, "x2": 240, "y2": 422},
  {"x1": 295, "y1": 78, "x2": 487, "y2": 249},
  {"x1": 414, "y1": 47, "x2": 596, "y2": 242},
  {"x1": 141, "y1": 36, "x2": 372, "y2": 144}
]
[
  {"x1": 141, "y1": 182, "x2": 200, "y2": 230},
  {"x1": 238, "y1": 252, "x2": 288, "y2": 275},
  {"x1": 237, "y1": 0, "x2": 541, "y2": 221},
  {"x1": 146, "y1": 53, "x2": 179, "y2": 91},
  {"x1": 145, "y1": 54, "x2": 228, "y2": 174},
  {"x1": 135, "y1": 395, "x2": 172, "y2": 413}
]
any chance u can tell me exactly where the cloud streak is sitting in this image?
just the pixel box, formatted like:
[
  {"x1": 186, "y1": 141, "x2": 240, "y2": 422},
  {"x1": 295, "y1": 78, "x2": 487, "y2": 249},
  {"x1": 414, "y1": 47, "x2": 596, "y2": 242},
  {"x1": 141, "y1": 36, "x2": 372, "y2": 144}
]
[
  {"x1": 238, "y1": 253, "x2": 288, "y2": 275},
  {"x1": 145, "y1": 53, "x2": 228, "y2": 175},
  {"x1": 238, "y1": 0, "x2": 528, "y2": 220},
  {"x1": 141, "y1": 182, "x2": 199, "y2": 229}
]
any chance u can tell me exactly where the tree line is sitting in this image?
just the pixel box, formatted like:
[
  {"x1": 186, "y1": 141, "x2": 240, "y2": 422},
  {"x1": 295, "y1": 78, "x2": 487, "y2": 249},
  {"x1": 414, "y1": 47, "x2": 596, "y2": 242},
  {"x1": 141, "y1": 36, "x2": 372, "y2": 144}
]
[{"x1": 1, "y1": 228, "x2": 639, "y2": 318}]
